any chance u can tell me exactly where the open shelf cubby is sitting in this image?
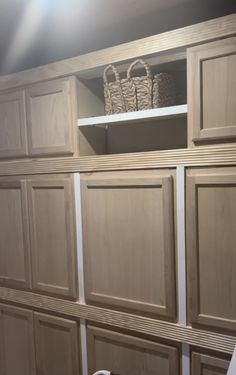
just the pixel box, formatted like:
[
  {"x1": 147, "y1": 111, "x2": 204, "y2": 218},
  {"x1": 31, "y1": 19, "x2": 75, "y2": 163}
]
[{"x1": 76, "y1": 54, "x2": 187, "y2": 156}]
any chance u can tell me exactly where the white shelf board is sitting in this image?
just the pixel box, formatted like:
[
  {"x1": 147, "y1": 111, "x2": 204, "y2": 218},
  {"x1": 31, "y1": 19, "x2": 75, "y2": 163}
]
[{"x1": 78, "y1": 104, "x2": 187, "y2": 127}]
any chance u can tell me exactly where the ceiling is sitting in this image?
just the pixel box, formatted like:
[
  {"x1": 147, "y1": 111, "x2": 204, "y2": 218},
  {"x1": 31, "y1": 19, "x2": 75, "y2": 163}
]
[{"x1": 0, "y1": 0, "x2": 235, "y2": 75}]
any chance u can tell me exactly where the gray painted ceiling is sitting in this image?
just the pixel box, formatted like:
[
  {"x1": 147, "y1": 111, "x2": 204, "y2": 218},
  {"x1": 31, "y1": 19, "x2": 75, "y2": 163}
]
[{"x1": 0, "y1": 0, "x2": 235, "y2": 75}]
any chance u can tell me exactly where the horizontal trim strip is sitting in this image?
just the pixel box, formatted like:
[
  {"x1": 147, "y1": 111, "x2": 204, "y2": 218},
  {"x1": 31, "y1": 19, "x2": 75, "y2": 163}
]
[
  {"x1": 0, "y1": 286, "x2": 235, "y2": 354},
  {"x1": 0, "y1": 144, "x2": 236, "y2": 176},
  {"x1": 0, "y1": 14, "x2": 235, "y2": 90}
]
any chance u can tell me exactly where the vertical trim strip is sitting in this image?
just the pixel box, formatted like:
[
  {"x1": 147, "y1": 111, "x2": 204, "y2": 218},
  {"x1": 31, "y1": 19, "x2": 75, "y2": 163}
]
[
  {"x1": 227, "y1": 345, "x2": 236, "y2": 375},
  {"x1": 176, "y1": 166, "x2": 187, "y2": 326},
  {"x1": 74, "y1": 173, "x2": 85, "y2": 303},
  {"x1": 182, "y1": 343, "x2": 190, "y2": 375},
  {"x1": 74, "y1": 173, "x2": 88, "y2": 375},
  {"x1": 80, "y1": 319, "x2": 89, "y2": 375},
  {"x1": 176, "y1": 167, "x2": 190, "y2": 375}
]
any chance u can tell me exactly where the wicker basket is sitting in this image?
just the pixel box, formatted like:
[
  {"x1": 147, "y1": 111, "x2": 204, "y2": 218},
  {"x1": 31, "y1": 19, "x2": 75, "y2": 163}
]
[
  {"x1": 122, "y1": 59, "x2": 153, "y2": 112},
  {"x1": 153, "y1": 72, "x2": 176, "y2": 108},
  {"x1": 103, "y1": 60, "x2": 176, "y2": 115},
  {"x1": 103, "y1": 65, "x2": 126, "y2": 115}
]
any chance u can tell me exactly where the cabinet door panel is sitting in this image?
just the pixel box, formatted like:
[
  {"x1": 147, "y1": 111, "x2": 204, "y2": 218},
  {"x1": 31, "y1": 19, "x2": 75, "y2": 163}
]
[
  {"x1": 25, "y1": 78, "x2": 74, "y2": 156},
  {"x1": 0, "y1": 90, "x2": 27, "y2": 158},
  {"x1": 28, "y1": 175, "x2": 77, "y2": 298},
  {"x1": 188, "y1": 36, "x2": 236, "y2": 145},
  {"x1": 81, "y1": 170, "x2": 176, "y2": 319},
  {"x1": 191, "y1": 352, "x2": 229, "y2": 375},
  {"x1": 0, "y1": 180, "x2": 31, "y2": 288},
  {"x1": 34, "y1": 312, "x2": 80, "y2": 375},
  {"x1": 87, "y1": 326, "x2": 179, "y2": 375},
  {"x1": 0, "y1": 304, "x2": 36, "y2": 375},
  {"x1": 187, "y1": 168, "x2": 236, "y2": 331}
]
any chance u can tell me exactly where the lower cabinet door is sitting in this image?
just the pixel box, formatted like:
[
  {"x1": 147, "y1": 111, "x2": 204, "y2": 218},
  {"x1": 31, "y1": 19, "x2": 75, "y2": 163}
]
[
  {"x1": 191, "y1": 352, "x2": 229, "y2": 375},
  {"x1": 87, "y1": 325, "x2": 180, "y2": 375},
  {"x1": 186, "y1": 167, "x2": 236, "y2": 332},
  {"x1": 27, "y1": 175, "x2": 77, "y2": 298},
  {"x1": 34, "y1": 312, "x2": 80, "y2": 375},
  {"x1": 0, "y1": 304, "x2": 36, "y2": 375},
  {"x1": 0, "y1": 179, "x2": 31, "y2": 288},
  {"x1": 81, "y1": 170, "x2": 176, "y2": 320}
]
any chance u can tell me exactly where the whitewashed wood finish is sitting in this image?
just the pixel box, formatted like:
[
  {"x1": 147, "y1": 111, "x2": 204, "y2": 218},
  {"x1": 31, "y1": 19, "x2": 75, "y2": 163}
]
[
  {"x1": 0, "y1": 303, "x2": 36, "y2": 375},
  {"x1": 191, "y1": 352, "x2": 230, "y2": 375},
  {"x1": 188, "y1": 36, "x2": 236, "y2": 146},
  {"x1": 0, "y1": 286, "x2": 235, "y2": 355},
  {"x1": 0, "y1": 179, "x2": 31, "y2": 288},
  {"x1": 27, "y1": 175, "x2": 77, "y2": 298},
  {"x1": 87, "y1": 326, "x2": 180, "y2": 375},
  {"x1": 81, "y1": 170, "x2": 176, "y2": 319},
  {"x1": 78, "y1": 50, "x2": 186, "y2": 79},
  {"x1": 25, "y1": 78, "x2": 75, "y2": 156},
  {"x1": 0, "y1": 144, "x2": 235, "y2": 176},
  {"x1": 34, "y1": 312, "x2": 80, "y2": 375},
  {"x1": 0, "y1": 14, "x2": 235, "y2": 91},
  {"x1": 78, "y1": 105, "x2": 187, "y2": 127},
  {"x1": 187, "y1": 168, "x2": 236, "y2": 331},
  {"x1": 0, "y1": 90, "x2": 28, "y2": 158}
]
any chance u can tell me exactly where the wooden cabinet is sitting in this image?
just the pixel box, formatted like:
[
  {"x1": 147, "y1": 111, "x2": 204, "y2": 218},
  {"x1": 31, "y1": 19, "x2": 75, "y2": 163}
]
[
  {"x1": 187, "y1": 167, "x2": 236, "y2": 331},
  {"x1": 34, "y1": 312, "x2": 80, "y2": 375},
  {"x1": 25, "y1": 78, "x2": 76, "y2": 156},
  {"x1": 0, "y1": 174, "x2": 77, "y2": 299},
  {"x1": 188, "y1": 36, "x2": 236, "y2": 146},
  {"x1": 191, "y1": 352, "x2": 229, "y2": 375},
  {"x1": 28, "y1": 175, "x2": 77, "y2": 298},
  {"x1": 0, "y1": 179, "x2": 31, "y2": 288},
  {"x1": 0, "y1": 77, "x2": 77, "y2": 159},
  {"x1": 0, "y1": 306, "x2": 80, "y2": 375},
  {"x1": 0, "y1": 90, "x2": 27, "y2": 158},
  {"x1": 81, "y1": 170, "x2": 176, "y2": 319},
  {"x1": 87, "y1": 325, "x2": 179, "y2": 375},
  {"x1": 0, "y1": 304, "x2": 36, "y2": 375}
]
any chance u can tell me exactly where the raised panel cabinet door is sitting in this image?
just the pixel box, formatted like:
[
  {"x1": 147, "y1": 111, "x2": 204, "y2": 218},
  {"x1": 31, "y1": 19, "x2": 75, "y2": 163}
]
[
  {"x1": 25, "y1": 77, "x2": 75, "y2": 156},
  {"x1": 27, "y1": 175, "x2": 77, "y2": 298},
  {"x1": 0, "y1": 179, "x2": 31, "y2": 288},
  {"x1": 187, "y1": 168, "x2": 236, "y2": 331},
  {"x1": 81, "y1": 170, "x2": 176, "y2": 320},
  {"x1": 0, "y1": 90, "x2": 27, "y2": 158},
  {"x1": 0, "y1": 304, "x2": 36, "y2": 375},
  {"x1": 87, "y1": 325, "x2": 179, "y2": 375},
  {"x1": 188, "y1": 36, "x2": 236, "y2": 146},
  {"x1": 34, "y1": 312, "x2": 80, "y2": 375},
  {"x1": 191, "y1": 352, "x2": 229, "y2": 375}
]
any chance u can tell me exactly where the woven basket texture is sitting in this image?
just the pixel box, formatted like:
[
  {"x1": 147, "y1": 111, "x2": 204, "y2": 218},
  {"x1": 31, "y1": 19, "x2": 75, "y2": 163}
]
[{"x1": 103, "y1": 60, "x2": 176, "y2": 115}]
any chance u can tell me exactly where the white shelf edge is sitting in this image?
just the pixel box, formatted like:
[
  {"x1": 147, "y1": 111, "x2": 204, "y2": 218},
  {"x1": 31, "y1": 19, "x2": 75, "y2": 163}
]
[{"x1": 78, "y1": 104, "x2": 187, "y2": 127}]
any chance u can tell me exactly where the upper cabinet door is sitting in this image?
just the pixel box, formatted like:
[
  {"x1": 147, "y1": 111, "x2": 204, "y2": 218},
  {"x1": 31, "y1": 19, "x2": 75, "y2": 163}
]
[
  {"x1": 188, "y1": 37, "x2": 236, "y2": 146},
  {"x1": 27, "y1": 175, "x2": 77, "y2": 298},
  {"x1": 34, "y1": 312, "x2": 80, "y2": 375},
  {"x1": 187, "y1": 167, "x2": 236, "y2": 332},
  {"x1": 191, "y1": 352, "x2": 229, "y2": 375},
  {"x1": 0, "y1": 90, "x2": 28, "y2": 158},
  {"x1": 81, "y1": 170, "x2": 176, "y2": 320},
  {"x1": 0, "y1": 304, "x2": 36, "y2": 375},
  {"x1": 0, "y1": 179, "x2": 31, "y2": 288},
  {"x1": 25, "y1": 78, "x2": 75, "y2": 156}
]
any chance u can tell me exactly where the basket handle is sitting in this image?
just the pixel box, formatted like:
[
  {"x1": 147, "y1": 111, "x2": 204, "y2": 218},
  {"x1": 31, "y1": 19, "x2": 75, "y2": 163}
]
[
  {"x1": 103, "y1": 65, "x2": 120, "y2": 84},
  {"x1": 127, "y1": 59, "x2": 152, "y2": 79}
]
